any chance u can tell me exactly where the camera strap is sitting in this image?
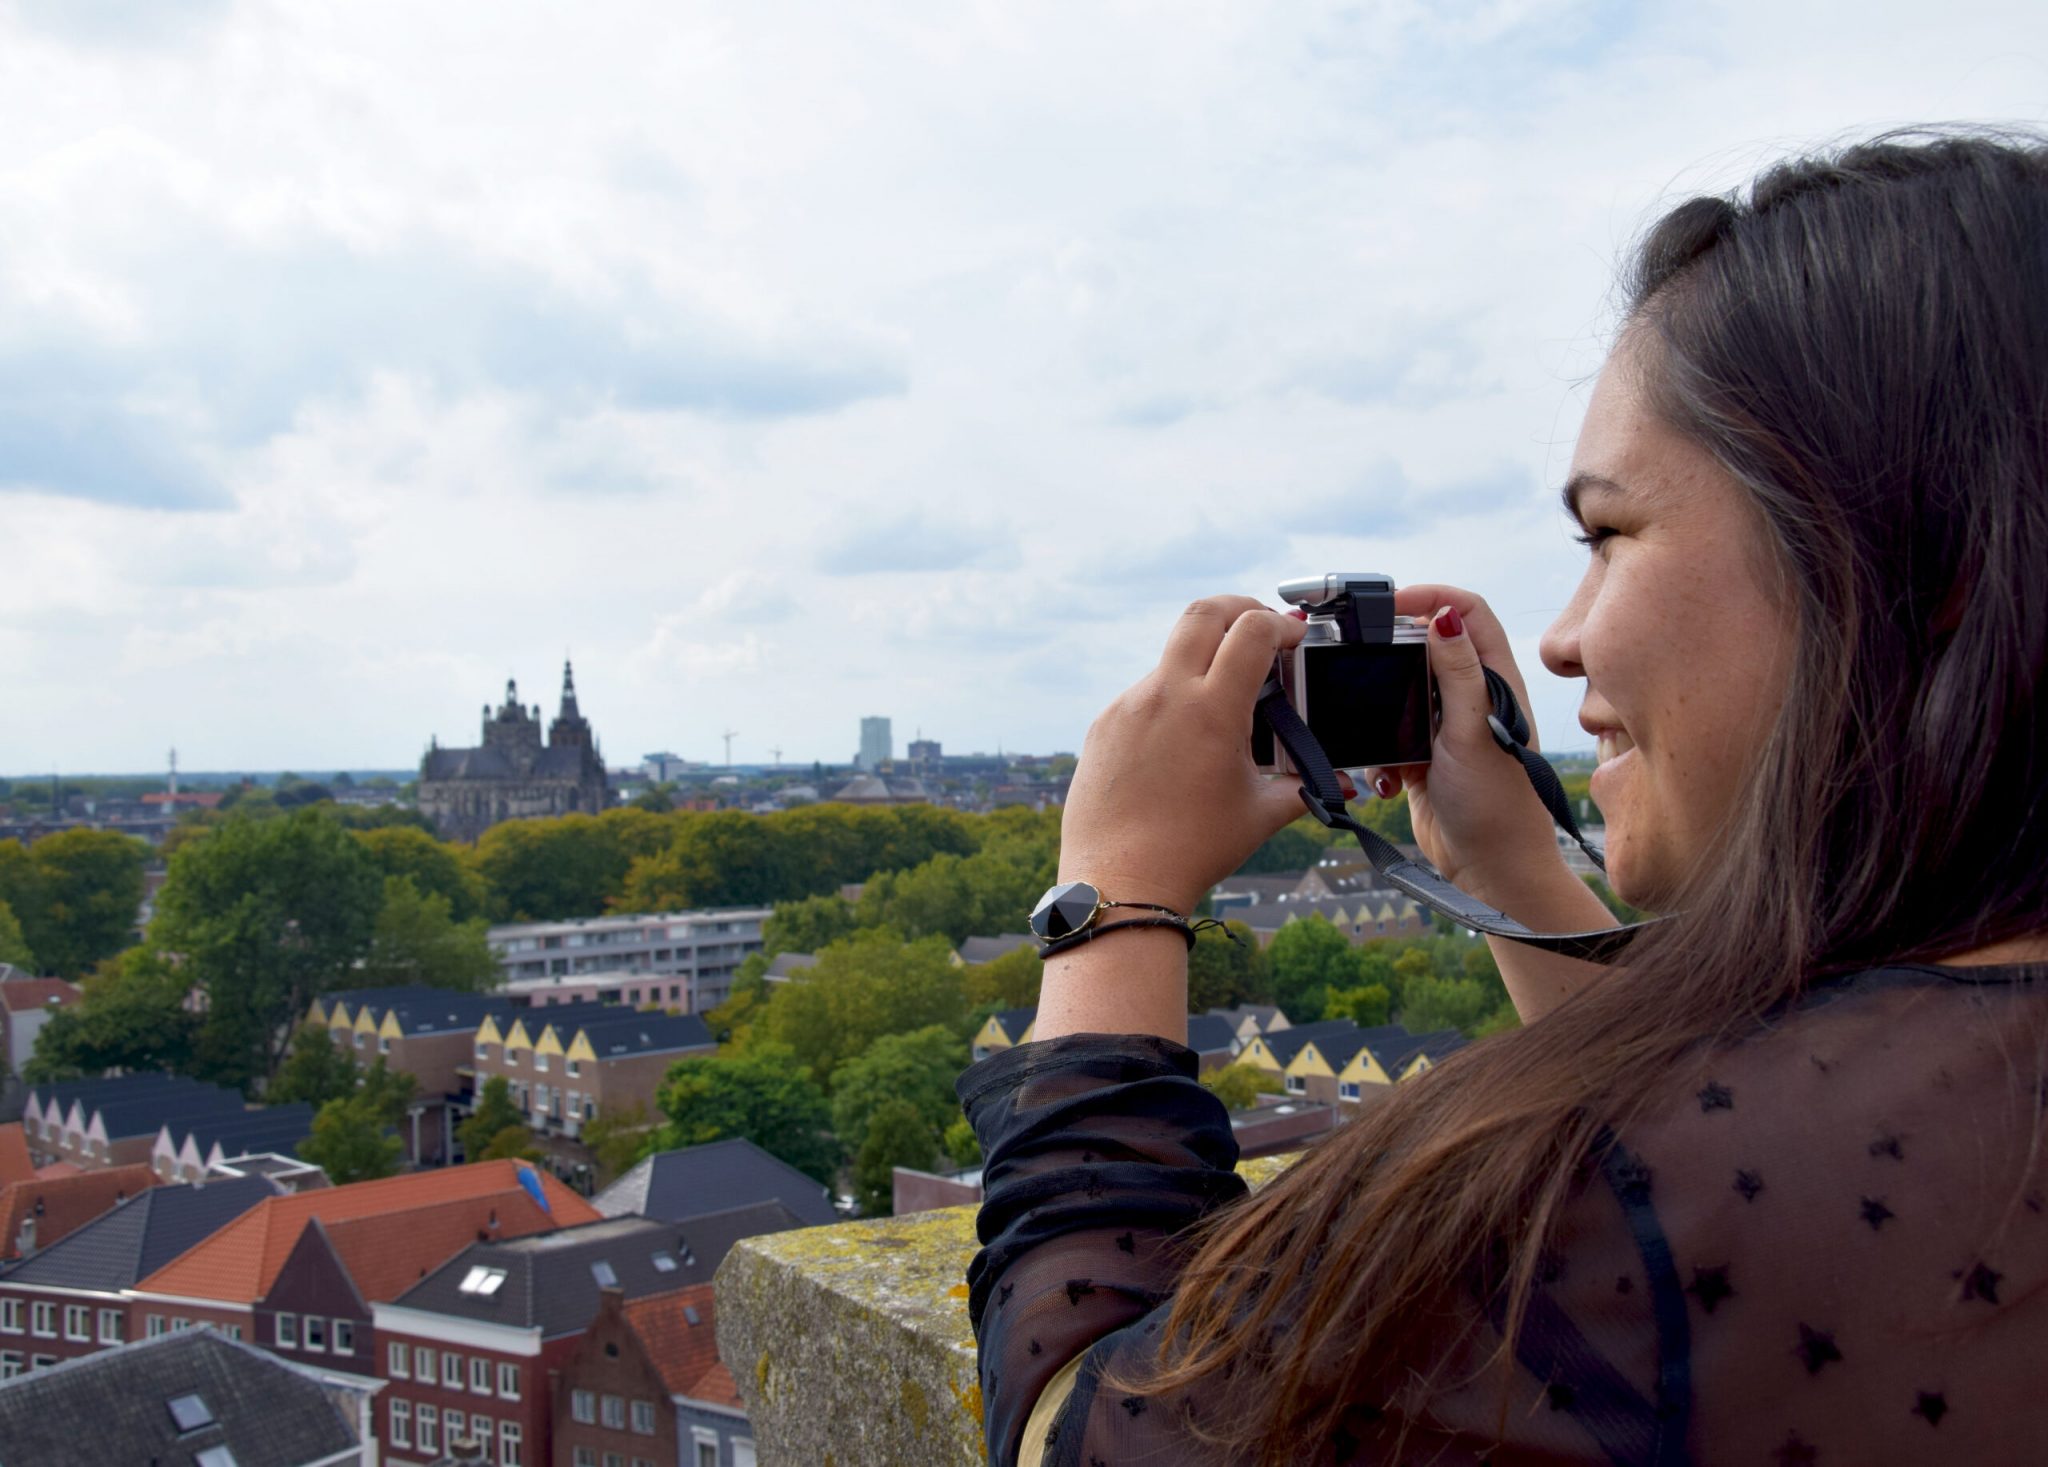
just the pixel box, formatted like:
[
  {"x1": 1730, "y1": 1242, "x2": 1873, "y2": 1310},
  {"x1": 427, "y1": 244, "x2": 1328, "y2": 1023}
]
[{"x1": 1255, "y1": 675, "x2": 1655, "y2": 962}]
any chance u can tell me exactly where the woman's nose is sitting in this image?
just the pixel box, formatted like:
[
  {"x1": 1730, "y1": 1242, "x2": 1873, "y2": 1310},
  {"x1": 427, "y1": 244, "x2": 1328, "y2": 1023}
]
[{"x1": 1541, "y1": 585, "x2": 1589, "y2": 679}]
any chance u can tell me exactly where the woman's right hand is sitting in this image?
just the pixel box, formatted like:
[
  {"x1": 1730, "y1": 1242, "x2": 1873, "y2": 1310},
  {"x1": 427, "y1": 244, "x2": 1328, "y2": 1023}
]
[{"x1": 1363, "y1": 585, "x2": 1568, "y2": 904}]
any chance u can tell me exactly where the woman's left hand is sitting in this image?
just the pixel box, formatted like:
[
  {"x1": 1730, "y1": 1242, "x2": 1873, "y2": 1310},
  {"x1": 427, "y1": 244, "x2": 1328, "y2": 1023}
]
[{"x1": 1057, "y1": 595, "x2": 1312, "y2": 916}]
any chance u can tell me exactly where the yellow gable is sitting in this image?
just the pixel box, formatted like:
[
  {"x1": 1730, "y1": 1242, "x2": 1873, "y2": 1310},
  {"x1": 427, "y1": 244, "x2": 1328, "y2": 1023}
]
[
  {"x1": 1240, "y1": 1036, "x2": 1282, "y2": 1072},
  {"x1": 379, "y1": 1011, "x2": 403, "y2": 1041},
  {"x1": 504, "y1": 1018, "x2": 536, "y2": 1051},
  {"x1": 1285, "y1": 1042, "x2": 1336, "y2": 1079},
  {"x1": 567, "y1": 1031, "x2": 597, "y2": 1063},
  {"x1": 972, "y1": 1016, "x2": 1012, "y2": 1052},
  {"x1": 1014, "y1": 1018, "x2": 1035, "y2": 1044},
  {"x1": 353, "y1": 1007, "x2": 380, "y2": 1036},
  {"x1": 1401, "y1": 1052, "x2": 1435, "y2": 1081},
  {"x1": 1338, "y1": 1045, "x2": 1393, "y2": 1087},
  {"x1": 306, "y1": 997, "x2": 332, "y2": 1027},
  {"x1": 476, "y1": 1014, "x2": 505, "y2": 1047},
  {"x1": 535, "y1": 1025, "x2": 567, "y2": 1056}
]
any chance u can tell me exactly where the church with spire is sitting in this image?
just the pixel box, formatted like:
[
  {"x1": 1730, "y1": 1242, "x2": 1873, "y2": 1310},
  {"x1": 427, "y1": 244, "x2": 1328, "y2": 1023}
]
[{"x1": 416, "y1": 662, "x2": 612, "y2": 841}]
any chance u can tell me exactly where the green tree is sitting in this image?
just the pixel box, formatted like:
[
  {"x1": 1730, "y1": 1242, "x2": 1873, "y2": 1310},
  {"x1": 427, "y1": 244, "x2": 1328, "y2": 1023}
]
[
  {"x1": 360, "y1": 877, "x2": 499, "y2": 991},
  {"x1": 24, "y1": 948, "x2": 199, "y2": 1082},
  {"x1": 853, "y1": 1098, "x2": 937, "y2": 1216},
  {"x1": 758, "y1": 931, "x2": 967, "y2": 1087},
  {"x1": 299, "y1": 1091, "x2": 404, "y2": 1184},
  {"x1": 1201, "y1": 1062, "x2": 1282, "y2": 1111},
  {"x1": 855, "y1": 850, "x2": 1048, "y2": 947},
  {"x1": 18, "y1": 829, "x2": 149, "y2": 977},
  {"x1": 458, "y1": 1076, "x2": 532, "y2": 1160},
  {"x1": 631, "y1": 783, "x2": 677, "y2": 813},
  {"x1": 1325, "y1": 982, "x2": 1391, "y2": 1026},
  {"x1": 1397, "y1": 974, "x2": 1498, "y2": 1037},
  {"x1": 1352, "y1": 791, "x2": 1416, "y2": 844},
  {"x1": 829, "y1": 1026, "x2": 967, "y2": 1157},
  {"x1": 0, "y1": 843, "x2": 43, "y2": 970},
  {"x1": 474, "y1": 815, "x2": 633, "y2": 922},
  {"x1": 1234, "y1": 821, "x2": 1328, "y2": 875},
  {"x1": 267, "y1": 1023, "x2": 361, "y2": 1108},
  {"x1": 761, "y1": 894, "x2": 861, "y2": 957},
  {"x1": 1266, "y1": 914, "x2": 1366, "y2": 1022},
  {"x1": 0, "y1": 898, "x2": 33, "y2": 971},
  {"x1": 962, "y1": 945, "x2": 1042, "y2": 1010},
  {"x1": 619, "y1": 811, "x2": 788, "y2": 910},
  {"x1": 651, "y1": 1044, "x2": 837, "y2": 1184},
  {"x1": 579, "y1": 1099, "x2": 654, "y2": 1181},
  {"x1": 352, "y1": 826, "x2": 485, "y2": 920},
  {"x1": 1186, "y1": 921, "x2": 1268, "y2": 1012},
  {"x1": 942, "y1": 1115, "x2": 981, "y2": 1169},
  {"x1": 152, "y1": 809, "x2": 384, "y2": 1088}
]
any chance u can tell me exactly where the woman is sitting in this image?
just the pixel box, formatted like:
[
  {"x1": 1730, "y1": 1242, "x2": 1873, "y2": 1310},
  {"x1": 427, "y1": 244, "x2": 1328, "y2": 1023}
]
[{"x1": 960, "y1": 131, "x2": 2048, "y2": 1466}]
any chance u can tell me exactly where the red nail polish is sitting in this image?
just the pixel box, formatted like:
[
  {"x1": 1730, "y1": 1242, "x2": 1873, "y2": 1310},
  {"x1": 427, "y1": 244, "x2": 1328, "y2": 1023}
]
[
  {"x1": 1375, "y1": 775, "x2": 1395, "y2": 799},
  {"x1": 1434, "y1": 606, "x2": 1464, "y2": 638},
  {"x1": 1287, "y1": 608, "x2": 1307, "y2": 621}
]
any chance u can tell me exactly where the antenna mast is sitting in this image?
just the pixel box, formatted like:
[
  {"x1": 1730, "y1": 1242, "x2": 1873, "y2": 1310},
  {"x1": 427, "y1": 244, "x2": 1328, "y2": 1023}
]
[{"x1": 721, "y1": 730, "x2": 738, "y2": 769}]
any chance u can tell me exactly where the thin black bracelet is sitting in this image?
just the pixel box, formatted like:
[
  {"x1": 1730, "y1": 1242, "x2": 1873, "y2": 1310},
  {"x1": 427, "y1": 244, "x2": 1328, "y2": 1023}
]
[{"x1": 1039, "y1": 915, "x2": 1230, "y2": 959}]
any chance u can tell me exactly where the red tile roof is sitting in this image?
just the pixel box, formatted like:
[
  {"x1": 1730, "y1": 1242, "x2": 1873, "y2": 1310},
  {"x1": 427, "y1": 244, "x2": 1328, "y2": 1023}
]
[
  {"x1": 134, "y1": 1159, "x2": 600, "y2": 1304},
  {"x1": 0, "y1": 1164, "x2": 159, "y2": 1259},
  {"x1": 0, "y1": 1126, "x2": 34, "y2": 1187},
  {"x1": 320, "y1": 1193, "x2": 578, "y2": 1304},
  {"x1": 624, "y1": 1282, "x2": 737, "y2": 1405},
  {"x1": 0, "y1": 979, "x2": 81, "y2": 1014}
]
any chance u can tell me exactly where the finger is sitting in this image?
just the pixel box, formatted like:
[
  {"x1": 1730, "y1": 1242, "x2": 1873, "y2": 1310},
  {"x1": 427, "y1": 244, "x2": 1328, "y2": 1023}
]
[
  {"x1": 1206, "y1": 607, "x2": 1307, "y2": 705},
  {"x1": 1159, "y1": 595, "x2": 1273, "y2": 679},
  {"x1": 1427, "y1": 603, "x2": 1496, "y2": 743},
  {"x1": 1394, "y1": 583, "x2": 1535, "y2": 718},
  {"x1": 1359, "y1": 766, "x2": 1403, "y2": 800}
]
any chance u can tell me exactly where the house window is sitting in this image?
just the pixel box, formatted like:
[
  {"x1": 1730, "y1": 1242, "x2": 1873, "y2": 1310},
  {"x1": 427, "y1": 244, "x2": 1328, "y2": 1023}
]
[
  {"x1": 470, "y1": 1355, "x2": 490, "y2": 1392},
  {"x1": 379, "y1": 1036, "x2": 392, "y2": 1053},
  {"x1": 0, "y1": 1299, "x2": 19, "y2": 1333},
  {"x1": 631, "y1": 1399, "x2": 655, "y2": 1434},
  {"x1": 389, "y1": 1341, "x2": 410, "y2": 1377},
  {"x1": 147, "y1": 1315, "x2": 167, "y2": 1338},
  {"x1": 30, "y1": 1303, "x2": 53, "y2": 1338},
  {"x1": 275, "y1": 1312, "x2": 298, "y2": 1348},
  {"x1": 417, "y1": 1403, "x2": 440, "y2": 1453},
  {"x1": 62, "y1": 1305, "x2": 87, "y2": 1341},
  {"x1": 443, "y1": 1350, "x2": 463, "y2": 1389},
  {"x1": 574, "y1": 1450, "x2": 597, "y2": 1467},
  {"x1": 476, "y1": 1043, "x2": 489, "y2": 1060},
  {"x1": 535, "y1": 1053, "x2": 550, "y2": 1073},
  {"x1": 693, "y1": 1431, "x2": 720, "y2": 1467},
  {"x1": 601, "y1": 1393, "x2": 626, "y2": 1428},
  {"x1": 571, "y1": 1388, "x2": 596, "y2": 1423},
  {"x1": 606, "y1": 1453, "x2": 625, "y2": 1467},
  {"x1": 172, "y1": 1319, "x2": 191, "y2": 1333},
  {"x1": 0, "y1": 1352, "x2": 19, "y2": 1379},
  {"x1": 30, "y1": 1354, "x2": 53, "y2": 1369},
  {"x1": 444, "y1": 1410, "x2": 467, "y2": 1447},
  {"x1": 226, "y1": 1325, "x2": 242, "y2": 1341},
  {"x1": 333, "y1": 1318, "x2": 354, "y2": 1354},
  {"x1": 97, "y1": 1308, "x2": 123, "y2": 1344},
  {"x1": 389, "y1": 1399, "x2": 412, "y2": 1448},
  {"x1": 734, "y1": 1439, "x2": 756, "y2": 1467},
  {"x1": 566, "y1": 1060, "x2": 581, "y2": 1078},
  {"x1": 304, "y1": 1315, "x2": 327, "y2": 1352},
  {"x1": 415, "y1": 1345, "x2": 436, "y2": 1380},
  {"x1": 498, "y1": 1361, "x2": 520, "y2": 1398},
  {"x1": 499, "y1": 1419, "x2": 523, "y2": 1466},
  {"x1": 1284, "y1": 1074, "x2": 1306, "y2": 1095}
]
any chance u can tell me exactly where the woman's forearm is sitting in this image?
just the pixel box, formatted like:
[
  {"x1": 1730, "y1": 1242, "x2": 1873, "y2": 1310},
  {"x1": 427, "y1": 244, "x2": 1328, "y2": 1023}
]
[
  {"x1": 1468, "y1": 858, "x2": 1622, "y2": 1022},
  {"x1": 1029, "y1": 926, "x2": 1191, "y2": 1045}
]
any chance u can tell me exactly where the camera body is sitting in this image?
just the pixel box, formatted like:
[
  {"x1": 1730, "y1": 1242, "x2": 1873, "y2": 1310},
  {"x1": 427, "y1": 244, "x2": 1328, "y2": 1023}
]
[{"x1": 1251, "y1": 572, "x2": 1435, "y2": 774}]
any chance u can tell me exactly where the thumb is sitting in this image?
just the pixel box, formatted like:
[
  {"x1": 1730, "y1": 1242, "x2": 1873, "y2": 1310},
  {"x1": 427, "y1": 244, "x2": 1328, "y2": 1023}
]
[{"x1": 1427, "y1": 604, "x2": 1492, "y2": 744}]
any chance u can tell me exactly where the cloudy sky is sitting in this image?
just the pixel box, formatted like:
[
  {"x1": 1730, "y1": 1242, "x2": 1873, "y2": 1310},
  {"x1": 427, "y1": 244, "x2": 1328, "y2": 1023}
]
[{"x1": 2, "y1": 0, "x2": 2044, "y2": 774}]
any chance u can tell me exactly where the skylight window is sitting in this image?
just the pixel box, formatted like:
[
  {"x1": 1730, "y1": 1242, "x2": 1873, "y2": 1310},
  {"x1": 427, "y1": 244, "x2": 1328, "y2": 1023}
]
[
  {"x1": 650, "y1": 1253, "x2": 677, "y2": 1273},
  {"x1": 590, "y1": 1260, "x2": 619, "y2": 1287},
  {"x1": 194, "y1": 1449, "x2": 239, "y2": 1467},
  {"x1": 167, "y1": 1394, "x2": 215, "y2": 1433},
  {"x1": 458, "y1": 1265, "x2": 509, "y2": 1296}
]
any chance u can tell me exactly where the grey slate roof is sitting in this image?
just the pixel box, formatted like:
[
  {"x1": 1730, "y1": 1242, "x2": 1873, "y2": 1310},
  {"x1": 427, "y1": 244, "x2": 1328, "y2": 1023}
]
[
  {"x1": 1206, "y1": 1004, "x2": 1288, "y2": 1032},
  {"x1": 321, "y1": 986, "x2": 516, "y2": 1036},
  {"x1": 393, "y1": 1215, "x2": 711, "y2": 1338},
  {"x1": 1257, "y1": 1019, "x2": 1369, "y2": 1066},
  {"x1": 1183, "y1": 1014, "x2": 1237, "y2": 1056},
  {"x1": 0, "y1": 1177, "x2": 278, "y2": 1292},
  {"x1": 988, "y1": 1008, "x2": 1037, "y2": 1043},
  {"x1": 27, "y1": 1073, "x2": 202, "y2": 1117},
  {"x1": 0, "y1": 1326, "x2": 362, "y2": 1467},
  {"x1": 593, "y1": 1137, "x2": 839, "y2": 1229},
  {"x1": 957, "y1": 934, "x2": 1037, "y2": 965},
  {"x1": 93, "y1": 1086, "x2": 246, "y2": 1144},
  {"x1": 572, "y1": 1012, "x2": 714, "y2": 1059},
  {"x1": 171, "y1": 1106, "x2": 316, "y2": 1160}
]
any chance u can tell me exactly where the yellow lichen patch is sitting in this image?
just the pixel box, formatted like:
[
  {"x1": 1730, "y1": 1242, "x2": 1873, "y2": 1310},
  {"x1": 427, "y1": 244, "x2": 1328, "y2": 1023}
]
[
  {"x1": 900, "y1": 1376, "x2": 930, "y2": 1436},
  {"x1": 950, "y1": 1370, "x2": 985, "y2": 1429},
  {"x1": 755, "y1": 1351, "x2": 773, "y2": 1401},
  {"x1": 947, "y1": 1283, "x2": 971, "y2": 1300}
]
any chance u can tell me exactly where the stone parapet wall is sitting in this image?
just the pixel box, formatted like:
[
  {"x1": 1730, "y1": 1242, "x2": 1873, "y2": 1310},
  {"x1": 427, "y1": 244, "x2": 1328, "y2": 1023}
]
[{"x1": 716, "y1": 1153, "x2": 1296, "y2": 1466}]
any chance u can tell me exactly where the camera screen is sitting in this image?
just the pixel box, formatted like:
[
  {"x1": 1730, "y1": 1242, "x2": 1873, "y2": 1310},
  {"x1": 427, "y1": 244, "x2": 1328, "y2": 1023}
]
[{"x1": 1302, "y1": 641, "x2": 1432, "y2": 768}]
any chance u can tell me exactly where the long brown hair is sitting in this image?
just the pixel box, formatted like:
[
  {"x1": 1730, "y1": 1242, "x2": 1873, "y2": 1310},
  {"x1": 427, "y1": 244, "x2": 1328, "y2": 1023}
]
[{"x1": 1125, "y1": 130, "x2": 2048, "y2": 1461}]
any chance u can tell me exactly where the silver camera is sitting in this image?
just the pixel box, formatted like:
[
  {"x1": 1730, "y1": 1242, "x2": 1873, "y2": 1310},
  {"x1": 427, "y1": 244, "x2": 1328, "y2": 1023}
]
[{"x1": 1251, "y1": 573, "x2": 1435, "y2": 774}]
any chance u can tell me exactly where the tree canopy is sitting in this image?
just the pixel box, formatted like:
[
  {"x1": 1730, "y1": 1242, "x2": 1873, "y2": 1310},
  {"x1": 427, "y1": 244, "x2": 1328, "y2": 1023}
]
[
  {"x1": 651, "y1": 1044, "x2": 837, "y2": 1184},
  {"x1": 0, "y1": 829, "x2": 148, "y2": 978},
  {"x1": 754, "y1": 930, "x2": 968, "y2": 1087},
  {"x1": 828, "y1": 1025, "x2": 968, "y2": 1157},
  {"x1": 359, "y1": 877, "x2": 499, "y2": 991},
  {"x1": 853, "y1": 1099, "x2": 937, "y2": 1216}
]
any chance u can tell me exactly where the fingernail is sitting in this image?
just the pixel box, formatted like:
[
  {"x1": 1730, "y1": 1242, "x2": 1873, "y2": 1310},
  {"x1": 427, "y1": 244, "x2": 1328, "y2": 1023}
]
[
  {"x1": 1287, "y1": 608, "x2": 1307, "y2": 621},
  {"x1": 1374, "y1": 775, "x2": 1395, "y2": 799},
  {"x1": 1434, "y1": 605, "x2": 1464, "y2": 638}
]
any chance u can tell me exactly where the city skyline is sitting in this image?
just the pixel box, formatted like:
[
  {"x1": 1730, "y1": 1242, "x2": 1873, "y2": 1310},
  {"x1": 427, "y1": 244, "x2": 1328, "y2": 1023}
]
[{"x1": 3, "y1": 4, "x2": 2045, "y2": 771}]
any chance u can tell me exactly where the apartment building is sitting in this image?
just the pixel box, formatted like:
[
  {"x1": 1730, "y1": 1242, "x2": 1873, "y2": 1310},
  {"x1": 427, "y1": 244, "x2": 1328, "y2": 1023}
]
[
  {"x1": 486, "y1": 908, "x2": 770, "y2": 1014},
  {"x1": 474, "y1": 1009, "x2": 714, "y2": 1140},
  {"x1": 553, "y1": 1282, "x2": 755, "y2": 1467}
]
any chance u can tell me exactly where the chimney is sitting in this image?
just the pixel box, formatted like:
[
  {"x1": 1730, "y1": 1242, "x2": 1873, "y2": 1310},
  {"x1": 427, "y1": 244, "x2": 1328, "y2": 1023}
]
[{"x1": 15, "y1": 1216, "x2": 34, "y2": 1256}]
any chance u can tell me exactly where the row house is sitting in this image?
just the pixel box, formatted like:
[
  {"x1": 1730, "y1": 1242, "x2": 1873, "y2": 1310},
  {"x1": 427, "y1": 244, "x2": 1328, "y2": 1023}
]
[
  {"x1": 970, "y1": 1008, "x2": 1236, "y2": 1072},
  {"x1": 125, "y1": 1159, "x2": 601, "y2": 1373},
  {"x1": 153, "y1": 1104, "x2": 315, "y2": 1183},
  {"x1": 486, "y1": 908, "x2": 770, "y2": 1015},
  {"x1": 306, "y1": 987, "x2": 523, "y2": 1165},
  {"x1": 0, "y1": 1176, "x2": 276, "y2": 1378},
  {"x1": 554, "y1": 1282, "x2": 755, "y2": 1467},
  {"x1": 474, "y1": 1010, "x2": 714, "y2": 1141},
  {"x1": 0, "y1": 1165, "x2": 159, "y2": 1261},
  {"x1": 1204, "y1": 1004, "x2": 1294, "y2": 1053},
  {"x1": 1237, "y1": 896, "x2": 1429, "y2": 948},
  {"x1": 22, "y1": 1074, "x2": 245, "y2": 1170},
  {"x1": 1239, "y1": 1022, "x2": 1470, "y2": 1104},
  {"x1": 374, "y1": 1213, "x2": 766, "y2": 1467}
]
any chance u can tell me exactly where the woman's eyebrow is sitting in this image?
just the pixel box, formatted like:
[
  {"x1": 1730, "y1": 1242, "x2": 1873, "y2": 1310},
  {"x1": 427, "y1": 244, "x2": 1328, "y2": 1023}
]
[{"x1": 1560, "y1": 472, "x2": 1625, "y2": 525}]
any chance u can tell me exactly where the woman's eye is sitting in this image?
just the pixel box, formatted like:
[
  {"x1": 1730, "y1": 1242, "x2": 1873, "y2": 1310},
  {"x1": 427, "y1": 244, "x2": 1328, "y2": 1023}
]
[{"x1": 1572, "y1": 525, "x2": 1617, "y2": 550}]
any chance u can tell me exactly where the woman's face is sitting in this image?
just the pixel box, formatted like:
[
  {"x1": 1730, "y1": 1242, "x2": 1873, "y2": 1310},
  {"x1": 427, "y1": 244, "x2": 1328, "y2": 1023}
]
[{"x1": 1539, "y1": 338, "x2": 1795, "y2": 910}]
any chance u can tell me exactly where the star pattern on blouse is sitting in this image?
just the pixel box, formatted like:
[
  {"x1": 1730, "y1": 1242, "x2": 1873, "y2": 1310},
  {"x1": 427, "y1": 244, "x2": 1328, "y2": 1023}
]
[
  {"x1": 1120, "y1": 1395, "x2": 1148, "y2": 1417},
  {"x1": 998, "y1": 1282, "x2": 1014, "y2": 1306},
  {"x1": 1773, "y1": 1431, "x2": 1819, "y2": 1466},
  {"x1": 1734, "y1": 1168, "x2": 1766, "y2": 1202},
  {"x1": 1686, "y1": 1264, "x2": 1735, "y2": 1315},
  {"x1": 1065, "y1": 1279, "x2": 1097, "y2": 1305},
  {"x1": 1869, "y1": 1132, "x2": 1905, "y2": 1161},
  {"x1": 1794, "y1": 1323, "x2": 1843, "y2": 1375},
  {"x1": 1697, "y1": 1080, "x2": 1734, "y2": 1112},
  {"x1": 1956, "y1": 1260, "x2": 2002, "y2": 1304},
  {"x1": 1116, "y1": 1231, "x2": 1135, "y2": 1253},
  {"x1": 1859, "y1": 1196, "x2": 1894, "y2": 1231},
  {"x1": 1912, "y1": 1391, "x2": 1948, "y2": 1426}
]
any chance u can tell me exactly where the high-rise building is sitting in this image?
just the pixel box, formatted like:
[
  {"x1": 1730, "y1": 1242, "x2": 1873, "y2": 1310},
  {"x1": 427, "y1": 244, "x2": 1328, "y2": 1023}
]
[
  {"x1": 907, "y1": 738, "x2": 942, "y2": 771},
  {"x1": 857, "y1": 717, "x2": 893, "y2": 771}
]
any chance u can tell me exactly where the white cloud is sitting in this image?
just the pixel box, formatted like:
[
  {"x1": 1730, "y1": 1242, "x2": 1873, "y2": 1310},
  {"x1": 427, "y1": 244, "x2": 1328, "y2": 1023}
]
[{"x1": 0, "y1": 0, "x2": 2044, "y2": 770}]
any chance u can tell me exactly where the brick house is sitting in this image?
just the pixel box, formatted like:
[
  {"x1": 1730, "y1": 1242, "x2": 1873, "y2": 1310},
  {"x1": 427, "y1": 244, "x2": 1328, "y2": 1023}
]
[
  {"x1": 0, "y1": 1164, "x2": 159, "y2": 1262},
  {"x1": 0, "y1": 1176, "x2": 275, "y2": 1378},
  {"x1": 126, "y1": 1160, "x2": 600, "y2": 1364},
  {"x1": 152, "y1": 1104, "x2": 315, "y2": 1183},
  {"x1": 374, "y1": 1212, "x2": 782, "y2": 1466},
  {"x1": 553, "y1": 1282, "x2": 756, "y2": 1467},
  {"x1": 971, "y1": 1009, "x2": 1236, "y2": 1072},
  {"x1": 22, "y1": 1076, "x2": 245, "y2": 1170},
  {"x1": 475, "y1": 1010, "x2": 714, "y2": 1142}
]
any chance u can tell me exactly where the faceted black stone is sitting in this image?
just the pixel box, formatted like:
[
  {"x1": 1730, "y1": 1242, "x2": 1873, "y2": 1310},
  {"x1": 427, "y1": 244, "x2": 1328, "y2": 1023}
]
[{"x1": 1031, "y1": 881, "x2": 1102, "y2": 940}]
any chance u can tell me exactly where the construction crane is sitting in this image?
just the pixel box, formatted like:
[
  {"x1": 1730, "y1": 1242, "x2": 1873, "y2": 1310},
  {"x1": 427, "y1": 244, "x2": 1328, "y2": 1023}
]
[
  {"x1": 722, "y1": 729, "x2": 738, "y2": 769},
  {"x1": 769, "y1": 746, "x2": 783, "y2": 769}
]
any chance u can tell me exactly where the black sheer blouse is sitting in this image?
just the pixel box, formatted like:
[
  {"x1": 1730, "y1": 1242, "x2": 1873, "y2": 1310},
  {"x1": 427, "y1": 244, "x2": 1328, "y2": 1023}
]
[{"x1": 959, "y1": 964, "x2": 2048, "y2": 1465}]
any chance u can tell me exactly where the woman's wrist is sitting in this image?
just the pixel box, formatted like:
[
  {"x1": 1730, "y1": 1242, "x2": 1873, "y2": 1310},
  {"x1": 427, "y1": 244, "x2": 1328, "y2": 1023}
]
[{"x1": 1030, "y1": 924, "x2": 1190, "y2": 1047}]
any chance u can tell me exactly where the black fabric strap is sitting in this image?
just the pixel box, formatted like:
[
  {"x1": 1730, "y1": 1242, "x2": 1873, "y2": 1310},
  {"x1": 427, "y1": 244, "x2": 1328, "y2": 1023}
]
[
  {"x1": 1038, "y1": 915, "x2": 1202, "y2": 959},
  {"x1": 1256, "y1": 680, "x2": 1656, "y2": 962}
]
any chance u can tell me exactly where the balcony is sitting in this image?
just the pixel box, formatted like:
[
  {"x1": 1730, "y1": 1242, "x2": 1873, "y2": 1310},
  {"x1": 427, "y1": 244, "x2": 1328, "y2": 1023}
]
[{"x1": 715, "y1": 1153, "x2": 1293, "y2": 1466}]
